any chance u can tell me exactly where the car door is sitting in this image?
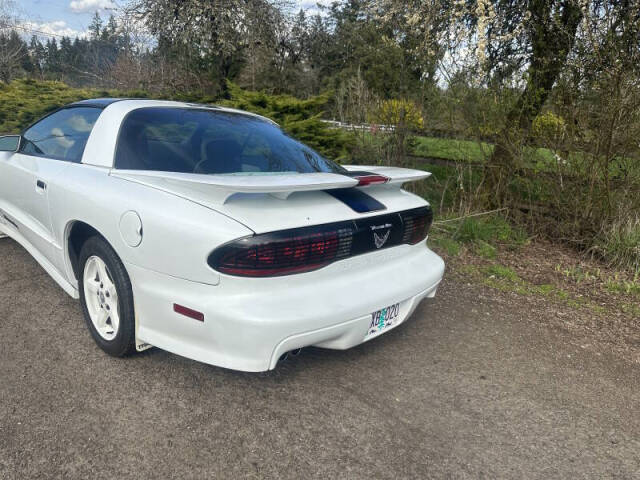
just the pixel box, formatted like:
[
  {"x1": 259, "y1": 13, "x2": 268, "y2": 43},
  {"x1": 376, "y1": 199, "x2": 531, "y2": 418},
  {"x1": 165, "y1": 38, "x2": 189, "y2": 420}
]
[{"x1": 0, "y1": 106, "x2": 102, "y2": 266}]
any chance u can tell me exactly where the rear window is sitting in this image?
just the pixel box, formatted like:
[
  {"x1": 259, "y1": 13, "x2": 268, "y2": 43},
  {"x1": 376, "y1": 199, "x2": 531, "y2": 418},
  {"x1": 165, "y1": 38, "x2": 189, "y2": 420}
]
[{"x1": 114, "y1": 107, "x2": 345, "y2": 175}]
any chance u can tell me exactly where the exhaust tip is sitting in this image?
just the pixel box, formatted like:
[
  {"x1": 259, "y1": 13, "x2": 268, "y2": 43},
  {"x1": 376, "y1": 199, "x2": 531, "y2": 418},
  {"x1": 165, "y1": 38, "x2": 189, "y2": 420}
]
[{"x1": 278, "y1": 348, "x2": 303, "y2": 364}]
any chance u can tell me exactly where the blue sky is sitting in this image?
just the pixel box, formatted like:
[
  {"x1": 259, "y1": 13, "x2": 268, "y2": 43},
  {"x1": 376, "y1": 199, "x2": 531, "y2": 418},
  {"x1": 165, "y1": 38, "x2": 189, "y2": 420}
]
[
  {"x1": 19, "y1": 0, "x2": 115, "y2": 37},
  {"x1": 18, "y1": 0, "x2": 332, "y2": 39}
]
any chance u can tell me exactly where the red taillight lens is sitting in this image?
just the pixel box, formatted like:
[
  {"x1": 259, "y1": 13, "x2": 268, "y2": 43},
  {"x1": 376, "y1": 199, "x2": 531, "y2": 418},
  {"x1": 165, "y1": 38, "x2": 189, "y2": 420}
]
[
  {"x1": 208, "y1": 206, "x2": 432, "y2": 277},
  {"x1": 209, "y1": 225, "x2": 353, "y2": 277},
  {"x1": 401, "y1": 208, "x2": 433, "y2": 244},
  {"x1": 355, "y1": 174, "x2": 389, "y2": 186}
]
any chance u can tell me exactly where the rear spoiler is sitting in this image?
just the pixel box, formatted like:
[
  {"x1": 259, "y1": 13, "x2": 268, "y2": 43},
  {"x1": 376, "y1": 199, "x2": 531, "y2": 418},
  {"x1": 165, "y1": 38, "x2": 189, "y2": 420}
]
[{"x1": 111, "y1": 166, "x2": 430, "y2": 204}]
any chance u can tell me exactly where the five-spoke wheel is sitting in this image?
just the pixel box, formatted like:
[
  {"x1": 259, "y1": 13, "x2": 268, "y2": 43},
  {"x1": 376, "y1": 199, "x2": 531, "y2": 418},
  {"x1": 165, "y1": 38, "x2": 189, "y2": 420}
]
[
  {"x1": 78, "y1": 236, "x2": 136, "y2": 357},
  {"x1": 83, "y1": 256, "x2": 120, "y2": 341}
]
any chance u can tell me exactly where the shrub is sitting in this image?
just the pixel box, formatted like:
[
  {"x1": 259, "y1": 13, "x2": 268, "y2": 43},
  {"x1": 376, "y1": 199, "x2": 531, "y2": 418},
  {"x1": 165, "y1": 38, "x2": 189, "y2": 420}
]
[
  {"x1": 221, "y1": 82, "x2": 355, "y2": 160},
  {"x1": 0, "y1": 79, "x2": 355, "y2": 162},
  {"x1": 531, "y1": 111, "x2": 566, "y2": 144},
  {"x1": 372, "y1": 99, "x2": 423, "y2": 130},
  {"x1": 0, "y1": 79, "x2": 108, "y2": 133}
]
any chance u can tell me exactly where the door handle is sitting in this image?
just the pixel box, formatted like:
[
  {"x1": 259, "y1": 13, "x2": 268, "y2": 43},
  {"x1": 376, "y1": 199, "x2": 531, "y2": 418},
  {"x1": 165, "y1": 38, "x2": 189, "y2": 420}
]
[{"x1": 36, "y1": 180, "x2": 47, "y2": 191}]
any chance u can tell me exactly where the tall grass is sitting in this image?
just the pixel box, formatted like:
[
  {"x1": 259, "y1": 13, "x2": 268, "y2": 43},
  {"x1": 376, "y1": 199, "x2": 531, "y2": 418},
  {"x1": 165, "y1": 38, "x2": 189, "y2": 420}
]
[{"x1": 593, "y1": 216, "x2": 640, "y2": 273}]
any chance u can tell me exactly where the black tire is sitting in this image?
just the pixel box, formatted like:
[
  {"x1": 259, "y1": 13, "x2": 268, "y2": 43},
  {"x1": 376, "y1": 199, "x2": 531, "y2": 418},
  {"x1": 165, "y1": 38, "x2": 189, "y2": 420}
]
[{"x1": 78, "y1": 236, "x2": 136, "y2": 357}]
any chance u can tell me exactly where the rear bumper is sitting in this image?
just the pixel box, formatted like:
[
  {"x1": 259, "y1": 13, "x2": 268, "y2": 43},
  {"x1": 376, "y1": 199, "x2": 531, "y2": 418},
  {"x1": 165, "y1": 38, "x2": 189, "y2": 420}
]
[{"x1": 127, "y1": 243, "x2": 445, "y2": 372}]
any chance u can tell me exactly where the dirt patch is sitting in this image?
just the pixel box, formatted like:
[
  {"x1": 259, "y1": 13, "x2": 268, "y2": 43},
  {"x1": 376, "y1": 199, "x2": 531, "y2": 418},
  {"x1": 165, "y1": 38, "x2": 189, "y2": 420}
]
[{"x1": 434, "y1": 238, "x2": 640, "y2": 364}]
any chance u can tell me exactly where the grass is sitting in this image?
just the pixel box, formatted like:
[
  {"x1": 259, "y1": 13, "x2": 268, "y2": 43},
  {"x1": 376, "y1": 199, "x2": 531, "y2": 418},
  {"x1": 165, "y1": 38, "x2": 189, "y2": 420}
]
[
  {"x1": 429, "y1": 236, "x2": 461, "y2": 256},
  {"x1": 412, "y1": 136, "x2": 491, "y2": 163},
  {"x1": 556, "y1": 264, "x2": 640, "y2": 297},
  {"x1": 605, "y1": 274, "x2": 640, "y2": 297},
  {"x1": 621, "y1": 303, "x2": 640, "y2": 317},
  {"x1": 411, "y1": 135, "x2": 557, "y2": 168},
  {"x1": 430, "y1": 214, "x2": 529, "y2": 260},
  {"x1": 556, "y1": 265, "x2": 601, "y2": 284},
  {"x1": 593, "y1": 216, "x2": 640, "y2": 274},
  {"x1": 459, "y1": 263, "x2": 579, "y2": 306}
]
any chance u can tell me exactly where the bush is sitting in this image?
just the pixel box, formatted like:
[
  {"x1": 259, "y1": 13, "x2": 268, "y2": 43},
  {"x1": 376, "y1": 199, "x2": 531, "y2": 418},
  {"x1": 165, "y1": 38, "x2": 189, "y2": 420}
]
[
  {"x1": 0, "y1": 79, "x2": 113, "y2": 133},
  {"x1": 531, "y1": 111, "x2": 566, "y2": 144},
  {"x1": 0, "y1": 79, "x2": 354, "y2": 162},
  {"x1": 221, "y1": 82, "x2": 355, "y2": 160},
  {"x1": 371, "y1": 99, "x2": 423, "y2": 130}
]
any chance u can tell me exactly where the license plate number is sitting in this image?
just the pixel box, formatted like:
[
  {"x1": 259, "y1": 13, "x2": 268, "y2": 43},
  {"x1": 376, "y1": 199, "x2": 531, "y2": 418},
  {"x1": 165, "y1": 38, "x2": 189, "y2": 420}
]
[{"x1": 366, "y1": 303, "x2": 400, "y2": 340}]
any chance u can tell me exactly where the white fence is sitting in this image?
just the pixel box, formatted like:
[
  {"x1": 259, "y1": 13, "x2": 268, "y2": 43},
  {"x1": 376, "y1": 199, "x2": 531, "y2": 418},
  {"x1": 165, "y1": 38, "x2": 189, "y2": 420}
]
[{"x1": 321, "y1": 120, "x2": 396, "y2": 133}]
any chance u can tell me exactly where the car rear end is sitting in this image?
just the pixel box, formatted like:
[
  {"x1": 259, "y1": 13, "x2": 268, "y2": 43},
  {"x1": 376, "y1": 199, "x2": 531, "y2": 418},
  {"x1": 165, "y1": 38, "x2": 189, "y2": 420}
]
[
  {"x1": 107, "y1": 102, "x2": 444, "y2": 371},
  {"x1": 128, "y1": 186, "x2": 444, "y2": 372}
]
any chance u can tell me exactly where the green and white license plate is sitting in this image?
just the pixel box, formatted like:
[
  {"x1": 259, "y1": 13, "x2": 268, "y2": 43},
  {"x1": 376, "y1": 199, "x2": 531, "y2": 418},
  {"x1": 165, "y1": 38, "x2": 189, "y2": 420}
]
[{"x1": 365, "y1": 303, "x2": 400, "y2": 340}]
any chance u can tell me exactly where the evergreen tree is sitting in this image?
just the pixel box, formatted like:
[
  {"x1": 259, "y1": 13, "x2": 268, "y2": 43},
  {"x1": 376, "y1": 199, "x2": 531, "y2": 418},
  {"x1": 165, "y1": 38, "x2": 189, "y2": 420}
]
[{"x1": 89, "y1": 12, "x2": 103, "y2": 40}]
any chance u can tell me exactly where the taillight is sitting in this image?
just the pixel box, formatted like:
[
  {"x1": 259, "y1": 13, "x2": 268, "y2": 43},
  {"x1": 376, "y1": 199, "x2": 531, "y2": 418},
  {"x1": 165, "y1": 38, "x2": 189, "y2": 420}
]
[
  {"x1": 209, "y1": 206, "x2": 433, "y2": 277},
  {"x1": 209, "y1": 224, "x2": 354, "y2": 277},
  {"x1": 401, "y1": 208, "x2": 433, "y2": 244}
]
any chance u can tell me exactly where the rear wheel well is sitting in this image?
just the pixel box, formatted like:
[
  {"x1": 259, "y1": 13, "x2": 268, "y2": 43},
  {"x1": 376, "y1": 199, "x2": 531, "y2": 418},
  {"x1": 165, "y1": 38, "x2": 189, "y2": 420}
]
[{"x1": 68, "y1": 221, "x2": 102, "y2": 281}]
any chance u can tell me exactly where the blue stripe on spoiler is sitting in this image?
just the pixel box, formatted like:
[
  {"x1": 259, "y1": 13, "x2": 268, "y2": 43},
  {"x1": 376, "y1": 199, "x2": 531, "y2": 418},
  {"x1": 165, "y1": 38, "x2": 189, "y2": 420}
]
[{"x1": 326, "y1": 188, "x2": 386, "y2": 213}]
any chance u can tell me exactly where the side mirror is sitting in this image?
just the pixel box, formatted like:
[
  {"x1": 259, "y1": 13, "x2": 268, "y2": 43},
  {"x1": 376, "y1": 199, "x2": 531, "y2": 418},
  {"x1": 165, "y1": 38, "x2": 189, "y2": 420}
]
[{"x1": 0, "y1": 135, "x2": 20, "y2": 152}]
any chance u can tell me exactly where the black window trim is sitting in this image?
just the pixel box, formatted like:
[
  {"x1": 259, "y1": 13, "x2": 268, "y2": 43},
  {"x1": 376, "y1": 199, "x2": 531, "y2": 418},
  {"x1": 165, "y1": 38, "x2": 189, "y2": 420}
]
[{"x1": 19, "y1": 105, "x2": 105, "y2": 164}]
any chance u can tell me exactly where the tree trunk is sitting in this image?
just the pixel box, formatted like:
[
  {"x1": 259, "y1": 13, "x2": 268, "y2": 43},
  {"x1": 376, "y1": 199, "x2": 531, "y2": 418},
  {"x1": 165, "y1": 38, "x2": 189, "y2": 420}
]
[{"x1": 487, "y1": 0, "x2": 583, "y2": 206}]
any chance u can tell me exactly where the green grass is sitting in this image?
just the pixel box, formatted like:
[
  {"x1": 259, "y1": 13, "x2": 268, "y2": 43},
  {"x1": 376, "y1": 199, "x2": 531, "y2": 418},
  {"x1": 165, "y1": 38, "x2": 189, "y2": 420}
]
[
  {"x1": 455, "y1": 216, "x2": 528, "y2": 246},
  {"x1": 460, "y1": 263, "x2": 578, "y2": 305},
  {"x1": 412, "y1": 136, "x2": 491, "y2": 163},
  {"x1": 605, "y1": 274, "x2": 640, "y2": 297},
  {"x1": 429, "y1": 214, "x2": 528, "y2": 266},
  {"x1": 429, "y1": 235, "x2": 461, "y2": 256},
  {"x1": 556, "y1": 265, "x2": 601, "y2": 284},
  {"x1": 594, "y1": 217, "x2": 640, "y2": 274},
  {"x1": 411, "y1": 135, "x2": 557, "y2": 168},
  {"x1": 472, "y1": 240, "x2": 497, "y2": 259},
  {"x1": 485, "y1": 264, "x2": 520, "y2": 282}
]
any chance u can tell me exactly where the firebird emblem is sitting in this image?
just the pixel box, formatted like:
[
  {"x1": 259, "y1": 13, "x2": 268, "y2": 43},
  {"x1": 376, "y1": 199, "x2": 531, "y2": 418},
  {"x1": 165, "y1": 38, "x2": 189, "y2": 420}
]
[{"x1": 373, "y1": 230, "x2": 391, "y2": 249}]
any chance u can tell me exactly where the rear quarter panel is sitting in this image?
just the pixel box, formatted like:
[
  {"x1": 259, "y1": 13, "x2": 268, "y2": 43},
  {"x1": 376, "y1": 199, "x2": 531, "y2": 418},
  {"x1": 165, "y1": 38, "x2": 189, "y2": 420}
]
[{"x1": 48, "y1": 163, "x2": 253, "y2": 286}]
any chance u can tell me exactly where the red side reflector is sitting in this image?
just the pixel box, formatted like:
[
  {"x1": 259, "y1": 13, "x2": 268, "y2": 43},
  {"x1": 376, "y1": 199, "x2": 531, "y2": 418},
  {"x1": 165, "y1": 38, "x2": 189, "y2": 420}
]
[
  {"x1": 173, "y1": 303, "x2": 205, "y2": 322},
  {"x1": 356, "y1": 174, "x2": 389, "y2": 186}
]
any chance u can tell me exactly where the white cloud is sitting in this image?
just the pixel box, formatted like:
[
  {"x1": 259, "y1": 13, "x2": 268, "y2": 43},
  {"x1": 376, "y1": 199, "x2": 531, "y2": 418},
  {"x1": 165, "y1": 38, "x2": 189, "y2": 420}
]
[
  {"x1": 69, "y1": 0, "x2": 116, "y2": 14},
  {"x1": 298, "y1": 0, "x2": 335, "y2": 7},
  {"x1": 296, "y1": 0, "x2": 335, "y2": 16},
  {"x1": 21, "y1": 20, "x2": 88, "y2": 39}
]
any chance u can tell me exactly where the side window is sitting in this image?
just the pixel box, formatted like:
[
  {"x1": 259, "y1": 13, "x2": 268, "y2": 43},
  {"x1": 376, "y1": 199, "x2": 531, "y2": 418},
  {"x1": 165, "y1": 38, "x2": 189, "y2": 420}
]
[{"x1": 20, "y1": 107, "x2": 102, "y2": 163}]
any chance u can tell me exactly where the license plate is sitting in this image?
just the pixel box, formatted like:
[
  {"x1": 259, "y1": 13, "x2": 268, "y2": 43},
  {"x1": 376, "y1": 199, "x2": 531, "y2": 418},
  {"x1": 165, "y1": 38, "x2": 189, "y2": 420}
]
[{"x1": 365, "y1": 303, "x2": 400, "y2": 340}]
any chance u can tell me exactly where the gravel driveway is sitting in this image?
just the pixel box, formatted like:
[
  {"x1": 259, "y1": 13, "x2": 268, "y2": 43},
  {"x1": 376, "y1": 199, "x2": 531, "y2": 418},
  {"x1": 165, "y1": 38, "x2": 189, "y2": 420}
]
[{"x1": 1, "y1": 238, "x2": 639, "y2": 479}]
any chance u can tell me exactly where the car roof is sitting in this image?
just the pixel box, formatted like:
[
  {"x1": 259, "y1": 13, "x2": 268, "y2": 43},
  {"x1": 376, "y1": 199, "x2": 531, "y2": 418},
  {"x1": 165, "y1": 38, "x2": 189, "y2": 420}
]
[
  {"x1": 71, "y1": 98, "x2": 128, "y2": 107},
  {"x1": 71, "y1": 98, "x2": 276, "y2": 125},
  {"x1": 79, "y1": 98, "x2": 278, "y2": 168}
]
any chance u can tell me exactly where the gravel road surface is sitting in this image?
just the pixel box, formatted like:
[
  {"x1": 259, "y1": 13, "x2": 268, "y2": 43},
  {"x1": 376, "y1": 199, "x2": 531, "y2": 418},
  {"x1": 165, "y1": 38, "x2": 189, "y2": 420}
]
[{"x1": 1, "y1": 238, "x2": 639, "y2": 479}]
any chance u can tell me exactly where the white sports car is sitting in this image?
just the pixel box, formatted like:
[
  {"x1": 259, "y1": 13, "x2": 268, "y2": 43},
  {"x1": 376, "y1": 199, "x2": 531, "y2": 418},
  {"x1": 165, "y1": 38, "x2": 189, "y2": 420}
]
[{"x1": 0, "y1": 99, "x2": 444, "y2": 371}]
